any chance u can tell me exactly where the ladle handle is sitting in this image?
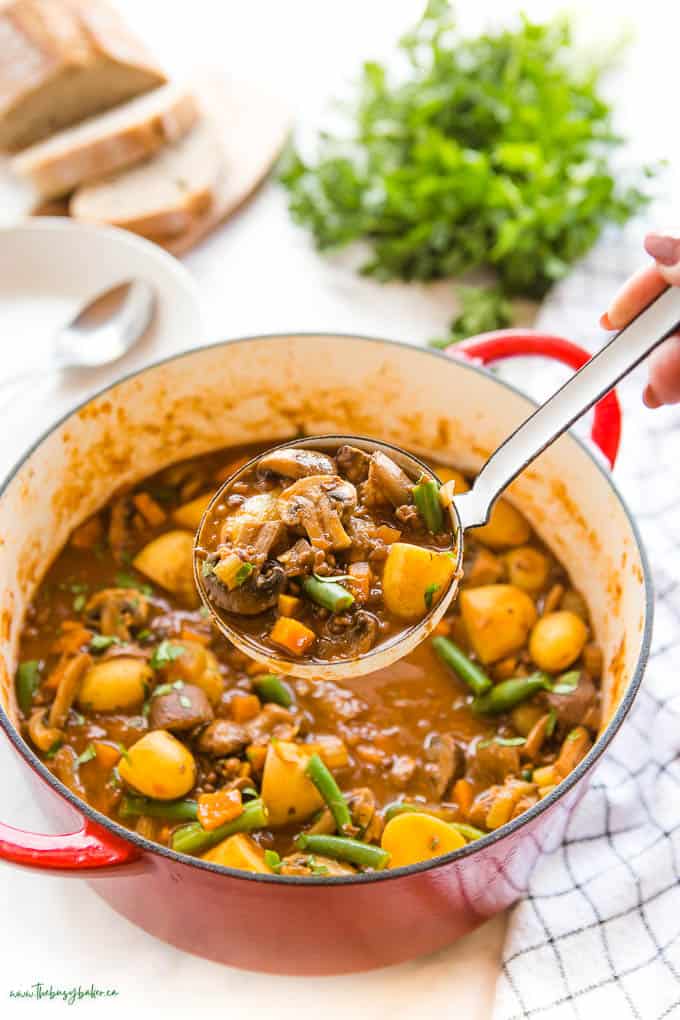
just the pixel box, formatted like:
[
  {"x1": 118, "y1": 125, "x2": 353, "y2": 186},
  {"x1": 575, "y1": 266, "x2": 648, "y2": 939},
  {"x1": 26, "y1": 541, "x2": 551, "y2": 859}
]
[{"x1": 455, "y1": 285, "x2": 680, "y2": 530}]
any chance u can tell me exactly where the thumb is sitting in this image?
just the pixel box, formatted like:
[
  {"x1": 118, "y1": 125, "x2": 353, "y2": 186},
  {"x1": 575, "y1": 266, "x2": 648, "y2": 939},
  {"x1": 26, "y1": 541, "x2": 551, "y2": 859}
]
[{"x1": 644, "y1": 232, "x2": 680, "y2": 284}]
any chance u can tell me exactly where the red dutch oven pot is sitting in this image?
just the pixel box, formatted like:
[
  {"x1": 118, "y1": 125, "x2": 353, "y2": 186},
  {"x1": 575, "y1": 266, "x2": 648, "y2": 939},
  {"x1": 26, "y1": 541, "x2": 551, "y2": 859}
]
[{"x1": 0, "y1": 331, "x2": 651, "y2": 974}]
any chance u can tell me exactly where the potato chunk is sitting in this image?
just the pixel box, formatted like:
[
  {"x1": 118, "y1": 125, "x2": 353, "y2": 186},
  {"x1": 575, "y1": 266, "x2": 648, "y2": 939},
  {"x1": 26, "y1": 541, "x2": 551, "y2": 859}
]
[
  {"x1": 471, "y1": 499, "x2": 530, "y2": 549},
  {"x1": 78, "y1": 657, "x2": 152, "y2": 713},
  {"x1": 172, "y1": 493, "x2": 212, "y2": 530},
  {"x1": 118, "y1": 730, "x2": 196, "y2": 800},
  {"x1": 382, "y1": 543, "x2": 456, "y2": 621},
  {"x1": 381, "y1": 812, "x2": 465, "y2": 867},
  {"x1": 460, "y1": 584, "x2": 537, "y2": 664},
  {"x1": 133, "y1": 530, "x2": 195, "y2": 599},
  {"x1": 261, "y1": 741, "x2": 323, "y2": 827},
  {"x1": 529, "y1": 611, "x2": 588, "y2": 672}
]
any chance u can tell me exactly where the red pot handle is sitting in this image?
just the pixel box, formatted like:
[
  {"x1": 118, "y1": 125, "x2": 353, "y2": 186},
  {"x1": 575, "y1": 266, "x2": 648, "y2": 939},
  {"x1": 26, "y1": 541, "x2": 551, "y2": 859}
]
[
  {"x1": 0, "y1": 814, "x2": 139, "y2": 871},
  {"x1": 449, "y1": 329, "x2": 621, "y2": 469}
]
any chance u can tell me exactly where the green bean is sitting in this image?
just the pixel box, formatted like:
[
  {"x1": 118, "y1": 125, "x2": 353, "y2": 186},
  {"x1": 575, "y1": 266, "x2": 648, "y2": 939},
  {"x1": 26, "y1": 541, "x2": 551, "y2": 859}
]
[
  {"x1": 413, "y1": 478, "x2": 444, "y2": 533},
  {"x1": 471, "y1": 671, "x2": 551, "y2": 715},
  {"x1": 305, "y1": 754, "x2": 352, "y2": 833},
  {"x1": 120, "y1": 795, "x2": 198, "y2": 822},
  {"x1": 253, "y1": 674, "x2": 294, "y2": 708},
  {"x1": 16, "y1": 660, "x2": 41, "y2": 716},
  {"x1": 294, "y1": 833, "x2": 390, "y2": 870},
  {"x1": 171, "y1": 799, "x2": 268, "y2": 856},
  {"x1": 432, "y1": 636, "x2": 492, "y2": 696},
  {"x1": 301, "y1": 576, "x2": 354, "y2": 613},
  {"x1": 450, "y1": 822, "x2": 486, "y2": 842}
]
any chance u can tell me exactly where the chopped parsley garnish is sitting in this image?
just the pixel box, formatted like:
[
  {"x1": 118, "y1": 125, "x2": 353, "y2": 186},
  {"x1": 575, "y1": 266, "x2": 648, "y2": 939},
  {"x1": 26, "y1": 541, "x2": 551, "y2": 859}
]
[
  {"x1": 45, "y1": 739, "x2": 63, "y2": 759},
  {"x1": 201, "y1": 560, "x2": 216, "y2": 579},
  {"x1": 76, "y1": 744, "x2": 96, "y2": 766},
  {"x1": 179, "y1": 695, "x2": 192, "y2": 709},
  {"x1": 72, "y1": 593, "x2": 87, "y2": 613},
  {"x1": 478, "y1": 735, "x2": 525, "y2": 748},
  {"x1": 90, "y1": 634, "x2": 122, "y2": 652},
  {"x1": 150, "y1": 640, "x2": 185, "y2": 670},
  {"x1": 424, "y1": 582, "x2": 440, "y2": 610},
  {"x1": 234, "y1": 563, "x2": 254, "y2": 587},
  {"x1": 115, "y1": 571, "x2": 153, "y2": 596},
  {"x1": 545, "y1": 708, "x2": 558, "y2": 737},
  {"x1": 550, "y1": 670, "x2": 580, "y2": 695}
]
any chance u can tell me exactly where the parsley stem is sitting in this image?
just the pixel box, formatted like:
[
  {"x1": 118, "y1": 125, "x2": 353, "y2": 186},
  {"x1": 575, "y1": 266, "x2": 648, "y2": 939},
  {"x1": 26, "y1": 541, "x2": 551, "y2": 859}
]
[{"x1": 432, "y1": 636, "x2": 492, "y2": 696}]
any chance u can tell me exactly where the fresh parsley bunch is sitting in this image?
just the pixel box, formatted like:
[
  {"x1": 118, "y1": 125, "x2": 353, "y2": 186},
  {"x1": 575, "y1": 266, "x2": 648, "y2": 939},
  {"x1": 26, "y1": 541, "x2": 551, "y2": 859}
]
[{"x1": 280, "y1": 0, "x2": 654, "y2": 338}]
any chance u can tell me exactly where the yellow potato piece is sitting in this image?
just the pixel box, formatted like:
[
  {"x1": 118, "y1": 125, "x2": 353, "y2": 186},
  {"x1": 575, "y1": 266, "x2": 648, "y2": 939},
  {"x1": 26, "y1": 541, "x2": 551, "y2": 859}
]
[
  {"x1": 503, "y1": 546, "x2": 550, "y2": 593},
  {"x1": 381, "y1": 812, "x2": 465, "y2": 868},
  {"x1": 78, "y1": 657, "x2": 152, "y2": 713},
  {"x1": 172, "y1": 493, "x2": 212, "y2": 531},
  {"x1": 133, "y1": 530, "x2": 195, "y2": 599},
  {"x1": 382, "y1": 543, "x2": 456, "y2": 622},
  {"x1": 471, "y1": 499, "x2": 530, "y2": 549},
  {"x1": 118, "y1": 730, "x2": 196, "y2": 800},
  {"x1": 529, "y1": 611, "x2": 588, "y2": 672},
  {"x1": 202, "y1": 833, "x2": 272, "y2": 873},
  {"x1": 261, "y1": 741, "x2": 323, "y2": 827},
  {"x1": 434, "y1": 466, "x2": 470, "y2": 493},
  {"x1": 460, "y1": 584, "x2": 537, "y2": 664},
  {"x1": 193, "y1": 649, "x2": 224, "y2": 706}
]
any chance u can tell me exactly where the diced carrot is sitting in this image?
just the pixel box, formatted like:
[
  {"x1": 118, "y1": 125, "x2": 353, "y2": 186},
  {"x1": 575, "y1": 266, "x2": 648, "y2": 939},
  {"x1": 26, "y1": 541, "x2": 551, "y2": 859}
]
[
  {"x1": 246, "y1": 745, "x2": 267, "y2": 772},
  {"x1": 433, "y1": 619, "x2": 452, "y2": 637},
  {"x1": 133, "y1": 492, "x2": 167, "y2": 527},
  {"x1": 93, "y1": 741, "x2": 122, "y2": 769},
  {"x1": 231, "y1": 693, "x2": 261, "y2": 723},
  {"x1": 178, "y1": 627, "x2": 211, "y2": 646},
  {"x1": 197, "y1": 788, "x2": 244, "y2": 831},
  {"x1": 246, "y1": 660, "x2": 271, "y2": 676},
  {"x1": 278, "y1": 593, "x2": 302, "y2": 618},
  {"x1": 453, "y1": 778, "x2": 473, "y2": 817},
  {"x1": 42, "y1": 657, "x2": 67, "y2": 692},
  {"x1": 375, "y1": 525, "x2": 401, "y2": 544},
  {"x1": 70, "y1": 516, "x2": 103, "y2": 550},
  {"x1": 348, "y1": 562, "x2": 372, "y2": 602},
  {"x1": 269, "y1": 617, "x2": 316, "y2": 656},
  {"x1": 51, "y1": 624, "x2": 93, "y2": 657}
]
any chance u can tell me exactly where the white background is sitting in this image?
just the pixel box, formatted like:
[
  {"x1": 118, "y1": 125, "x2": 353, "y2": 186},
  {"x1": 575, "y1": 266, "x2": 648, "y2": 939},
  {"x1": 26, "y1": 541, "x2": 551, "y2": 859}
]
[{"x1": 1, "y1": 1, "x2": 678, "y2": 1017}]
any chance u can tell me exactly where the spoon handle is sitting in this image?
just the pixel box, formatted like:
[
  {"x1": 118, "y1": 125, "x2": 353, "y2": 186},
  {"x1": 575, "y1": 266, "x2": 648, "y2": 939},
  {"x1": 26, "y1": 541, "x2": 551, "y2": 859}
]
[{"x1": 455, "y1": 285, "x2": 680, "y2": 530}]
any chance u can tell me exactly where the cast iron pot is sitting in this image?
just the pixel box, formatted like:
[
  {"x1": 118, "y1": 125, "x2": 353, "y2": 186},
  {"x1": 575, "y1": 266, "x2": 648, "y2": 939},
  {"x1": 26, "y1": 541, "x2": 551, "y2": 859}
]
[{"x1": 0, "y1": 331, "x2": 652, "y2": 975}]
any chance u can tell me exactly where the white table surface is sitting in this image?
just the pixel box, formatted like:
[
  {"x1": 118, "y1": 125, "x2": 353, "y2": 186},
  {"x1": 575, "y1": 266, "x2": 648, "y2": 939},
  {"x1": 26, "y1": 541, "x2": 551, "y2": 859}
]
[{"x1": 1, "y1": 1, "x2": 677, "y2": 1016}]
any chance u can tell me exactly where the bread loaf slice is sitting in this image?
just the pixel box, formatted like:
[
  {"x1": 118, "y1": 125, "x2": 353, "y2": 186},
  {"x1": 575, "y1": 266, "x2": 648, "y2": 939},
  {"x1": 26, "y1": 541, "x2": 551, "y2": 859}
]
[
  {"x1": 0, "y1": 0, "x2": 166, "y2": 151},
  {"x1": 11, "y1": 82, "x2": 199, "y2": 203},
  {"x1": 70, "y1": 119, "x2": 221, "y2": 239}
]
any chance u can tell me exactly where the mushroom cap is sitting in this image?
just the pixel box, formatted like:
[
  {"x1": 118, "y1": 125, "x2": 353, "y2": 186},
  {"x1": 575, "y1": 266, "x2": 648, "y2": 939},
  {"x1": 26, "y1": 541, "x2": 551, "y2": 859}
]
[
  {"x1": 203, "y1": 558, "x2": 286, "y2": 616},
  {"x1": 257, "y1": 447, "x2": 336, "y2": 479}
]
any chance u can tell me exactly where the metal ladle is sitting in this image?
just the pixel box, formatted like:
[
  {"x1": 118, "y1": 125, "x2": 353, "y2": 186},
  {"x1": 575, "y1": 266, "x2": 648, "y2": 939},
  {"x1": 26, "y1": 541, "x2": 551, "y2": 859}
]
[{"x1": 196, "y1": 285, "x2": 680, "y2": 679}]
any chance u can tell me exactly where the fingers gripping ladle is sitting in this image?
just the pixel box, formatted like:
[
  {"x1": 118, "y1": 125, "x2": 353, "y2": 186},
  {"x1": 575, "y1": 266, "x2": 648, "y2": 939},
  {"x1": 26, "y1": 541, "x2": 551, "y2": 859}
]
[{"x1": 196, "y1": 285, "x2": 680, "y2": 679}]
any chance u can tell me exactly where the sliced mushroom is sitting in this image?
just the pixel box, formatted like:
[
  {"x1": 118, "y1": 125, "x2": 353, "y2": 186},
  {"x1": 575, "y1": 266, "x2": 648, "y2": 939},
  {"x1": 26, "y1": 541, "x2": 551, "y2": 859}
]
[
  {"x1": 228, "y1": 519, "x2": 287, "y2": 566},
  {"x1": 362, "y1": 451, "x2": 413, "y2": 508},
  {"x1": 52, "y1": 745, "x2": 86, "y2": 797},
  {"x1": 316, "y1": 610, "x2": 380, "y2": 659},
  {"x1": 279, "y1": 852, "x2": 356, "y2": 876},
  {"x1": 85, "y1": 588, "x2": 149, "y2": 640},
  {"x1": 28, "y1": 709, "x2": 63, "y2": 752},
  {"x1": 278, "y1": 475, "x2": 357, "y2": 551},
  {"x1": 148, "y1": 683, "x2": 213, "y2": 732},
  {"x1": 197, "y1": 719, "x2": 250, "y2": 756},
  {"x1": 347, "y1": 787, "x2": 383, "y2": 842},
  {"x1": 424, "y1": 732, "x2": 464, "y2": 799},
  {"x1": 246, "y1": 703, "x2": 298, "y2": 744},
  {"x1": 258, "y1": 447, "x2": 336, "y2": 479},
  {"x1": 48, "y1": 652, "x2": 92, "y2": 729},
  {"x1": 203, "y1": 557, "x2": 286, "y2": 615},
  {"x1": 336, "y1": 445, "x2": 371, "y2": 484}
]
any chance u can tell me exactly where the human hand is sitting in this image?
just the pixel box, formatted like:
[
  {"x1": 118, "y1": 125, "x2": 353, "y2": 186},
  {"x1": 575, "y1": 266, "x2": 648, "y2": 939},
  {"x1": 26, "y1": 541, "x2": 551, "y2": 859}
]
[{"x1": 601, "y1": 233, "x2": 680, "y2": 408}]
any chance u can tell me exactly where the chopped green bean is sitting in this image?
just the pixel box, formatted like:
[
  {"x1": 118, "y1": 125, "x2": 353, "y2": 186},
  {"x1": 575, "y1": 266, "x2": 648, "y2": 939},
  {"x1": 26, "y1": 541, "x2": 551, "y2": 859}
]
[
  {"x1": 253, "y1": 674, "x2": 294, "y2": 708},
  {"x1": 120, "y1": 795, "x2": 198, "y2": 822},
  {"x1": 16, "y1": 660, "x2": 40, "y2": 716},
  {"x1": 294, "y1": 833, "x2": 390, "y2": 870},
  {"x1": 471, "y1": 672, "x2": 551, "y2": 715},
  {"x1": 305, "y1": 753, "x2": 351, "y2": 834},
  {"x1": 450, "y1": 822, "x2": 486, "y2": 842},
  {"x1": 301, "y1": 575, "x2": 354, "y2": 613},
  {"x1": 432, "y1": 636, "x2": 492, "y2": 696},
  {"x1": 171, "y1": 799, "x2": 268, "y2": 855},
  {"x1": 413, "y1": 478, "x2": 444, "y2": 533}
]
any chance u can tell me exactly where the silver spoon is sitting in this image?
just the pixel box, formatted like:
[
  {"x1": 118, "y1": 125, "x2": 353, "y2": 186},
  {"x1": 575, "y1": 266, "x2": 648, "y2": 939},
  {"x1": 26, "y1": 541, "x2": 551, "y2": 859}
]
[
  {"x1": 197, "y1": 284, "x2": 680, "y2": 679},
  {"x1": 0, "y1": 279, "x2": 156, "y2": 398}
]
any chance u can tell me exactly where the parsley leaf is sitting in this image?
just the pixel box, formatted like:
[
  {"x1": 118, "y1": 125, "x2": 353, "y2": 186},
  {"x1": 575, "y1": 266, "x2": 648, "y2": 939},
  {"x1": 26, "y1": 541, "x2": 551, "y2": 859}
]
[
  {"x1": 150, "y1": 640, "x2": 185, "y2": 670},
  {"x1": 279, "y1": 0, "x2": 654, "y2": 333},
  {"x1": 115, "y1": 571, "x2": 153, "y2": 596},
  {"x1": 76, "y1": 744, "x2": 97, "y2": 766},
  {"x1": 90, "y1": 634, "x2": 122, "y2": 652},
  {"x1": 424, "y1": 582, "x2": 440, "y2": 610}
]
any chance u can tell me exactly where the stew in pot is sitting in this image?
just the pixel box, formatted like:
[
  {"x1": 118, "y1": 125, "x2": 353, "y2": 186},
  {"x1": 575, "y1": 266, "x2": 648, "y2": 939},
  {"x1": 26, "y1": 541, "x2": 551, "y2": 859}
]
[
  {"x1": 197, "y1": 442, "x2": 457, "y2": 663},
  {"x1": 15, "y1": 442, "x2": 601, "y2": 875}
]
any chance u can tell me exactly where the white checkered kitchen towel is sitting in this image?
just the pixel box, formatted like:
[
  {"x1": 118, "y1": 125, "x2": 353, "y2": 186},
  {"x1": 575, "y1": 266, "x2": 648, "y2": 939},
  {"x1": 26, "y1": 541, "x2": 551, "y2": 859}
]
[{"x1": 491, "y1": 231, "x2": 680, "y2": 1019}]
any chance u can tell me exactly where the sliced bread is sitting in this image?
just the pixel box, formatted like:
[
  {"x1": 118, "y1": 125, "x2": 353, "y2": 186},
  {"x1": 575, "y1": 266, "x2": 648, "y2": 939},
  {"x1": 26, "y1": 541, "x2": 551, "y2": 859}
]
[
  {"x1": 0, "y1": 0, "x2": 166, "y2": 151},
  {"x1": 11, "y1": 82, "x2": 199, "y2": 203},
  {"x1": 69, "y1": 119, "x2": 222, "y2": 239}
]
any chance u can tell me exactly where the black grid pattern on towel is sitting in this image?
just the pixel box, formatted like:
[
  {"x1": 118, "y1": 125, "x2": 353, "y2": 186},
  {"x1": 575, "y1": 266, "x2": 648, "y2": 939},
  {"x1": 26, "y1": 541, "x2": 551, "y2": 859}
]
[{"x1": 493, "y1": 229, "x2": 680, "y2": 1020}]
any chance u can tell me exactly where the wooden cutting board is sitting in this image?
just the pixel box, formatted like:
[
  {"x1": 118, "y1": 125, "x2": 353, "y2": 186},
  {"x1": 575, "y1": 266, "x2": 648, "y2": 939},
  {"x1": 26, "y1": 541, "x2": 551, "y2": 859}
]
[{"x1": 6, "y1": 72, "x2": 291, "y2": 256}]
